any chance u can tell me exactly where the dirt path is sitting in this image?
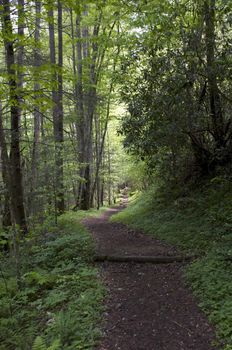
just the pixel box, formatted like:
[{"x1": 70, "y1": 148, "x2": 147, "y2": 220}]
[{"x1": 84, "y1": 207, "x2": 218, "y2": 350}]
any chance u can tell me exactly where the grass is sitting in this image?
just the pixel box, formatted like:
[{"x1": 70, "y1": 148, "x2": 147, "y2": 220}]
[
  {"x1": 0, "y1": 209, "x2": 105, "y2": 350},
  {"x1": 112, "y1": 181, "x2": 232, "y2": 349}
]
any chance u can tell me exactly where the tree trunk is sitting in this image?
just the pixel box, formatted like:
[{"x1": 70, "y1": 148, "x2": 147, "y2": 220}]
[
  {"x1": 17, "y1": 0, "x2": 24, "y2": 112},
  {"x1": 107, "y1": 132, "x2": 112, "y2": 206},
  {"x1": 0, "y1": 102, "x2": 11, "y2": 228},
  {"x1": 75, "y1": 9, "x2": 93, "y2": 210},
  {"x1": 204, "y1": 0, "x2": 224, "y2": 147},
  {"x1": 48, "y1": 0, "x2": 64, "y2": 215},
  {"x1": 79, "y1": 11, "x2": 102, "y2": 210},
  {"x1": 31, "y1": 0, "x2": 41, "y2": 215},
  {"x1": 80, "y1": 9, "x2": 93, "y2": 210},
  {"x1": 75, "y1": 12, "x2": 85, "y2": 209},
  {"x1": 74, "y1": 5, "x2": 111, "y2": 210},
  {"x1": 1, "y1": 0, "x2": 27, "y2": 233},
  {"x1": 57, "y1": 0, "x2": 65, "y2": 213}
]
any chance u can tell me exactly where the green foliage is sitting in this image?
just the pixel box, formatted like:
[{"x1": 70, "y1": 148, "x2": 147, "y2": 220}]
[
  {"x1": 186, "y1": 254, "x2": 232, "y2": 343},
  {"x1": 0, "y1": 0, "x2": 131, "y2": 225},
  {"x1": 0, "y1": 211, "x2": 104, "y2": 350},
  {"x1": 23, "y1": 271, "x2": 54, "y2": 287},
  {"x1": 112, "y1": 182, "x2": 232, "y2": 348},
  {"x1": 119, "y1": 0, "x2": 232, "y2": 180},
  {"x1": 32, "y1": 337, "x2": 60, "y2": 350},
  {"x1": 32, "y1": 337, "x2": 47, "y2": 350}
]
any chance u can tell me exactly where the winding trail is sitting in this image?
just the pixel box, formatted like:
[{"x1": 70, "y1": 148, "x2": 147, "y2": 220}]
[{"x1": 84, "y1": 207, "x2": 218, "y2": 350}]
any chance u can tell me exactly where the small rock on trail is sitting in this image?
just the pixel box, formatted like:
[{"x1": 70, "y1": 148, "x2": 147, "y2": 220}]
[{"x1": 84, "y1": 208, "x2": 218, "y2": 350}]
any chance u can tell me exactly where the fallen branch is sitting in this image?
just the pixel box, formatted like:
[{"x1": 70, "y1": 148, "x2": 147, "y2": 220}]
[{"x1": 94, "y1": 254, "x2": 197, "y2": 264}]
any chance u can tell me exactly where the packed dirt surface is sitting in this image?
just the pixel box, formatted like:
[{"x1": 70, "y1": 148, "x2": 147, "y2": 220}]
[{"x1": 84, "y1": 207, "x2": 218, "y2": 350}]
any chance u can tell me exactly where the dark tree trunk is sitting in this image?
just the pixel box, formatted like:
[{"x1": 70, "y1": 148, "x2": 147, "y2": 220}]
[
  {"x1": 48, "y1": 0, "x2": 64, "y2": 215},
  {"x1": 100, "y1": 181, "x2": 104, "y2": 207},
  {"x1": 57, "y1": 0, "x2": 65, "y2": 213},
  {"x1": 75, "y1": 13, "x2": 85, "y2": 209},
  {"x1": 204, "y1": 0, "x2": 224, "y2": 147},
  {"x1": 0, "y1": 102, "x2": 11, "y2": 228},
  {"x1": 107, "y1": 132, "x2": 112, "y2": 206},
  {"x1": 79, "y1": 11, "x2": 102, "y2": 210},
  {"x1": 1, "y1": 0, "x2": 27, "y2": 232},
  {"x1": 185, "y1": 1, "x2": 229, "y2": 175},
  {"x1": 31, "y1": 0, "x2": 41, "y2": 215},
  {"x1": 75, "y1": 11, "x2": 93, "y2": 210},
  {"x1": 17, "y1": 0, "x2": 24, "y2": 111},
  {"x1": 90, "y1": 50, "x2": 119, "y2": 206}
]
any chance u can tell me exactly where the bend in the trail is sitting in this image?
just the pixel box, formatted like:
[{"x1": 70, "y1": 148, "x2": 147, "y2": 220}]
[{"x1": 84, "y1": 207, "x2": 218, "y2": 350}]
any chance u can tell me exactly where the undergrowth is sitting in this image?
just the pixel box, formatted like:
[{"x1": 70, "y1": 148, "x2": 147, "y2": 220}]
[
  {"x1": 0, "y1": 209, "x2": 105, "y2": 350},
  {"x1": 112, "y1": 180, "x2": 232, "y2": 349}
]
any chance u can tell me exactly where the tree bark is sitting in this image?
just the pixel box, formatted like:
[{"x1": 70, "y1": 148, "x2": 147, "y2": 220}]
[
  {"x1": 57, "y1": 0, "x2": 65, "y2": 213},
  {"x1": 75, "y1": 12, "x2": 86, "y2": 209},
  {"x1": 78, "y1": 9, "x2": 102, "y2": 210},
  {"x1": 90, "y1": 50, "x2": 119, "y2": 205},
  {"x1": 17, "y1": 0, "x2": 24, "y2": 112},
  {"x1": 0, "y1": 102, "x2": 11, "y2": 228},
  {"x1": 107, "y1": 131, "x2": 112, "y2": 205},
  {"x1": 31, "y1": 0, "x2": 41, "y2": 215},
  {"x1": 204, "y1": 0, "x2": 224, "y2": 147},
  {"x1": 0, "y1": 0, "x2": 27, "y2": 232},
  {"x1": 48, "y1": 0, "x2": 64, "y2": 215},
  {"x1": 75, "y1": 8, "x2": 94, "y2": 210}
]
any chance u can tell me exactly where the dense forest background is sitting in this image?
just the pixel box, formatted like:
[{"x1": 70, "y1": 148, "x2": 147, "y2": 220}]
[
  {"x1": 1, "y1": 0, "x2": 232, "y2": 232},
  {"x1": 0, "y1": 0, "x2": 136, "y2": 233}
]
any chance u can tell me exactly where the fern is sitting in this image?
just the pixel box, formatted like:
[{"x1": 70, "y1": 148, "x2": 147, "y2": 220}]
[
  {"x1": 32, "y1": 336, "x2": 60, "y2": 350},
  {"x1": 47, "y1": 339, "x2": 61, "y2": 350},
  {"x1": 32, "y1": 336, "x2": 47, "y2": 350}
]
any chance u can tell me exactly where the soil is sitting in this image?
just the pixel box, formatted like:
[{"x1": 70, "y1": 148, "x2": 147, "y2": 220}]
[{"x1": 84, "y1": 206, "x2": 219, "y2": 350}]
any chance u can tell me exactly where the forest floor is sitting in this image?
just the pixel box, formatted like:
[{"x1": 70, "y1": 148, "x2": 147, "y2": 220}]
[{"x1": 84, "y1": 206, "x2": 219, "y2": 350}]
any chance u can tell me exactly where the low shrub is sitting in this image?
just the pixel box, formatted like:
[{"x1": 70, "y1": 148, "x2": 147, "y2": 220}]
[{"x1": 0, "y1": 211, "x2": 104, "y2": 350}]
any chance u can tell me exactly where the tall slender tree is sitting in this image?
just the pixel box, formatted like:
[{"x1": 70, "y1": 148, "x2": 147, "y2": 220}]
[
  {"x1": 31, "y1": 0, "x2": 42, "y2": 214},
  {"x1": 0, "y1": 0, "x2": 27, "y2": 232},
  {"x1": 47, "y1": 0, "x2": 64, "y2": 214},
  {"x1": 204, "y1": 0, "x2": 224, "y2": 147}
]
